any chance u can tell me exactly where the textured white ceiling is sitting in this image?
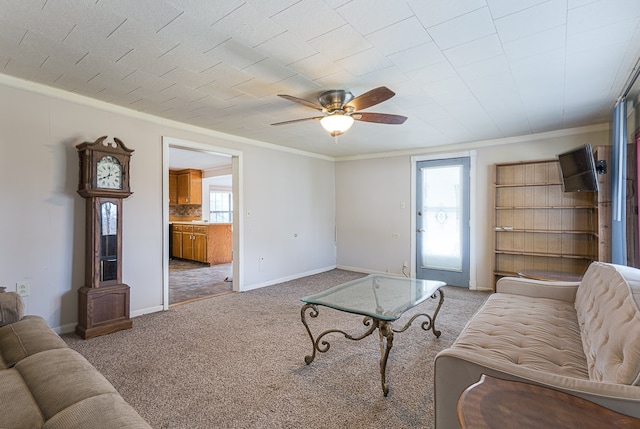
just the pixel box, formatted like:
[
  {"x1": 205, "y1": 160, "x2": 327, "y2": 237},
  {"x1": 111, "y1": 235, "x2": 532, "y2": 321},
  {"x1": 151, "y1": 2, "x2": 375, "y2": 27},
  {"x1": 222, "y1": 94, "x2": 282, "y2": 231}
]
[{"x1": 2, "y1": 0, "x2": 640, "y2": 158}]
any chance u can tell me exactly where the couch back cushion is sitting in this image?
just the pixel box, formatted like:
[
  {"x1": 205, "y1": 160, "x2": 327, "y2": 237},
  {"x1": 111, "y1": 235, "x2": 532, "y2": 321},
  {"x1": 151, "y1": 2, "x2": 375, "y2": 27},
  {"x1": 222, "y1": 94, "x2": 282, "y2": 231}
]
[
  {"x1": 0, "y1": 316, "x2": 68, "y2": 369},
  {"x1": 575, "y1": 262, "x2": 640, "y2": 385}
]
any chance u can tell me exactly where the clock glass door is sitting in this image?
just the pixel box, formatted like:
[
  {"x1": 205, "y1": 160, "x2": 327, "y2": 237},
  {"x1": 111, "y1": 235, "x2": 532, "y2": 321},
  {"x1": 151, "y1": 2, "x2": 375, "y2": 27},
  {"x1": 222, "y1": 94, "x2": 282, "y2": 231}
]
[{"x1": 100, "y1": 201, "x2": 118, "y2": 282}]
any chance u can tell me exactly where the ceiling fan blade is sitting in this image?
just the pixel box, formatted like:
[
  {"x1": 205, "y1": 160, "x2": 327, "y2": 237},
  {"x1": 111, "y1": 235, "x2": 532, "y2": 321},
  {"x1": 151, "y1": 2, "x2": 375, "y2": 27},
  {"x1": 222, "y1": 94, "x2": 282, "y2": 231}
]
[
  {"x1": 271, "y1": 116, "x2": 323, "y2": 126},
  {"x1": 344, "y1": 86, "x2": 395, "y2": 111},
  {"x1": 278, "y1": 94, "x2": 324, "y2": 111},
  {"x1": 353, "y1": 112, "x2": 407, "y2": 125}
]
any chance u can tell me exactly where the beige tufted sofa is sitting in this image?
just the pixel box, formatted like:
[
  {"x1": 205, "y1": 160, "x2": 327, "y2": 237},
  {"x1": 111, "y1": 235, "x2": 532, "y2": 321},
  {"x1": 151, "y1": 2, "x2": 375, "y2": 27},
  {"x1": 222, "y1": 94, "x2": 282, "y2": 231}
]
[
  {"x1": 434, "y1": 261, "x2": 640, "y2": 429},
  {"x1": 0, "y1": 292, "x2": 151, "y2": 429}
]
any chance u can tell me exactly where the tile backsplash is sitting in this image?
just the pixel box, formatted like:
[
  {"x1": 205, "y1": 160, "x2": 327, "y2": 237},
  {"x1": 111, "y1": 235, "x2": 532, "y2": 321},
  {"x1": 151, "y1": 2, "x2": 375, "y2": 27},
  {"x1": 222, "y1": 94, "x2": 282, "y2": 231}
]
[{"x1": 169, "y1": 204, "x2": 202, "y2": 219}]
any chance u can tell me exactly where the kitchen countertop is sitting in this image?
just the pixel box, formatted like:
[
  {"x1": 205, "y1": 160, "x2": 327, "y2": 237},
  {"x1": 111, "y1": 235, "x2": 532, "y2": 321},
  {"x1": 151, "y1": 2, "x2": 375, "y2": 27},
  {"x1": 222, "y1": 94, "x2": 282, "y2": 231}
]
[{"x1": 170, "y1": 221, "x2": 232, "y2": 225}]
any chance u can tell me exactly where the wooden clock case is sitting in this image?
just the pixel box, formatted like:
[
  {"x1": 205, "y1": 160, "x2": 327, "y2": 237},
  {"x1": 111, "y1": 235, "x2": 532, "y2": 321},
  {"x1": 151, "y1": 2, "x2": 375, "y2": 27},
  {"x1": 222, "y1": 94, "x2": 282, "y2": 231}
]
[{"x1": 76, "y1": 136, "x2": 134, "y2": 339}]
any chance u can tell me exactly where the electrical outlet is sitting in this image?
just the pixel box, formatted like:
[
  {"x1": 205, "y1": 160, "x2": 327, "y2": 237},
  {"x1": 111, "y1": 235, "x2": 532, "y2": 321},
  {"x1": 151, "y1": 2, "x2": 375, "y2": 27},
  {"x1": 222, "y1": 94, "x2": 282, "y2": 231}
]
[{"x1": 16, "y1": 281, "x2": 30, "y2": 297}]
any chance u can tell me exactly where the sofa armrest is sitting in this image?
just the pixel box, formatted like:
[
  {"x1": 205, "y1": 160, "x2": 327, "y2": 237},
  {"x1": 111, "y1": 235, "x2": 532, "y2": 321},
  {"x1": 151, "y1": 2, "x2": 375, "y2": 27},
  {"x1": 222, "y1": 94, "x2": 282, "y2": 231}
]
[
  {"x1": 434, "y1": 349, "x2": 640, "y2": 429},
  {"x1": 496, "y1": 277, "x2": 579, "y2": 302},
  {"x1": 0, "y1": 292, "x2": 24, "y2": 327}
]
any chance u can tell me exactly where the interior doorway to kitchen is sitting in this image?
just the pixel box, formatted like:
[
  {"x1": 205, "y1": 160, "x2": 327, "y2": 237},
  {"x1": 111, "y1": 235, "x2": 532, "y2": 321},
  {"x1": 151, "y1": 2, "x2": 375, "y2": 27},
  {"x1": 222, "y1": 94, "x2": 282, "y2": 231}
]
[{"x1": 162, "y1": 137, "x2": 242, "y2": 310}]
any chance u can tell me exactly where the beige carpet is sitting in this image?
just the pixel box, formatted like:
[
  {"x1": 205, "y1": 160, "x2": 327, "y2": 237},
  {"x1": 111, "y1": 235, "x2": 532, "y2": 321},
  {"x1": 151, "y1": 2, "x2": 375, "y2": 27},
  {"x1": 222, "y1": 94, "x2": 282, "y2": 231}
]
[{"x1": 63, "y1": 269, "x2": 490, "y2": 429}]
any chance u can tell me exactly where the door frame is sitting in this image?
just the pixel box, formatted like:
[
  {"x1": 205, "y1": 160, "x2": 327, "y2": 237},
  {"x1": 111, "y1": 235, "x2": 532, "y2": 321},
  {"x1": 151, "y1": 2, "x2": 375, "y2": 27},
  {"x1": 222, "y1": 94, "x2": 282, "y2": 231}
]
[
  {"x1": 162, "y1": 136, "x2": 243, "y2": 310},
  {"x1": 410, "y1": 151, "x2": 477, "y2": 289},
  {"x1": 416, "y1": 157, "x2": 470, "y2": 286}
]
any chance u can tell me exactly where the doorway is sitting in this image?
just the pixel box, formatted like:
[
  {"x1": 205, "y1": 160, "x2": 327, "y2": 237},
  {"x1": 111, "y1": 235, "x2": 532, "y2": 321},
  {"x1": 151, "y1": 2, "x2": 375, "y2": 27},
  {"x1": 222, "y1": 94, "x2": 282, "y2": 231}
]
[
  {"x1": 415, "y1": 157, "x2": 471, "y2": 287},
  {"x1": 162, "y1": 137, "x2": 243, "y2": 310},
  {"x1": 168, "y1": 161, "x2": 233, "y2": 305}
]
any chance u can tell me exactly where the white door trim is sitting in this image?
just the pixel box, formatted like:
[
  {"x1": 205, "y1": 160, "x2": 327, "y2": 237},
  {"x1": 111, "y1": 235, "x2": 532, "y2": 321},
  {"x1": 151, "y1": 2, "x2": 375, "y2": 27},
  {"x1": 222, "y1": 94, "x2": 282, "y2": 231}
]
[
  {"x1": 410, "y1": 151, "x2": 477, "y2": 289},
  {"x1": 162, "y1": 136, "x2": 244, "y2": 310}
]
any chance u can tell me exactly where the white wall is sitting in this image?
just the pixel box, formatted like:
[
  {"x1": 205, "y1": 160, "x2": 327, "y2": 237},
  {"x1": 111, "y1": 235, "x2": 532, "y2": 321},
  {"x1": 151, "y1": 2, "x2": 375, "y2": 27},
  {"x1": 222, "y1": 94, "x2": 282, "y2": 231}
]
[
  {"x1": 335, "y1": 156, "x2": 411, "y2": 274},
  {"x1": 0, "y1": 78, "x2": 336, "y2": 332},
  {"x1": 336, "y1": 128, "x2": 611, "y2": 290},
  {"x1": 0, "y1": 73, "x2": 614, "y2": 333},
  {"x1": 242, "y1": 145, "x2": 336, "y2": 286}
]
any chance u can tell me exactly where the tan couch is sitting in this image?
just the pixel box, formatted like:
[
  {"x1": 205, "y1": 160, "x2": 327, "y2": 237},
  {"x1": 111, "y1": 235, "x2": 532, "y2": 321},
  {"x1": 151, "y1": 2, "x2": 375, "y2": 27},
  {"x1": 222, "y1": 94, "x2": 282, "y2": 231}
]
[
  {"x1": 0, "y1": 292, "x2": 151, "y2": 429},
  {"x1": 434, "y1": 262, "x2": 640, "y2": 429}
]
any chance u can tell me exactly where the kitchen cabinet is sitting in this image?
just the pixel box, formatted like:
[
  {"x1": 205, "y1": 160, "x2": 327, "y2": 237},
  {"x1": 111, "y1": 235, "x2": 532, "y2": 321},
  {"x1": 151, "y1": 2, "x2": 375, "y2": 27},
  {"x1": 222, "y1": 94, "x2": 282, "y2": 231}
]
[
  {"x1": 171, "y1": 224, "x2": 183, "y2": 258},
  {"x1": 190, "y1": 225, "x2": 208, "y2": 263},
  {"x1": 172, "y1": 224, "x2": 207, "y2": 262},
  {"x1": 170, "y1": 223, "x2": 232, "y2": 265},
  {"x1": 169, "y1": 171, "x2": 178, "y2": 205},
  {"x1": 169, "y1": 169, "x2": 202, "y2": 205}
]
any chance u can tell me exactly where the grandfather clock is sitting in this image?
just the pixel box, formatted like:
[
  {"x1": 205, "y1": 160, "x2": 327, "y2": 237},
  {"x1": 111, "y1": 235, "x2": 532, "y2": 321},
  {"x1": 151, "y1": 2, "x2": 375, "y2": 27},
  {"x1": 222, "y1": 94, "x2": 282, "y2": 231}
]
[{"x1": 76, "y1": 136, "x2": 134, "y2": 339}]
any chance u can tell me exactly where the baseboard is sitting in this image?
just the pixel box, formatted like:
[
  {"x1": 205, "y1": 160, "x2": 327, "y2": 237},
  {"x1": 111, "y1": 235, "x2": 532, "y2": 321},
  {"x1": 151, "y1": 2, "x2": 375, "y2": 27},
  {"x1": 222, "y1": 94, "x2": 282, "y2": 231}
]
[
  {"x1": 242, "y1": 265, "x2": 337, "y2": 291},
  {"x1": 52, "y1": 305, "x2": 165, "y2": 335},
  {"x1": 336, "y1": 265, "x2": 405, "y2": 277},
  {"x1": 337, "y1": 265, "x2": 491, "y2": 290},
  {"x1": 131, "y1": 305, "x2": 164, "y2": 318},
  {"x1": 53, "y1": 322, "x2": 78, "y2": 335}
]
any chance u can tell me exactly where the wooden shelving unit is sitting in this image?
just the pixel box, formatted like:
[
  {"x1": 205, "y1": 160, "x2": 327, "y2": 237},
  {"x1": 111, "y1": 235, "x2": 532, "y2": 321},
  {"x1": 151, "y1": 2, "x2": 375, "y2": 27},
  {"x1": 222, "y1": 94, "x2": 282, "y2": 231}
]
[{"x1": 493, "y1": 159, "x2": 598, "y2": 287}]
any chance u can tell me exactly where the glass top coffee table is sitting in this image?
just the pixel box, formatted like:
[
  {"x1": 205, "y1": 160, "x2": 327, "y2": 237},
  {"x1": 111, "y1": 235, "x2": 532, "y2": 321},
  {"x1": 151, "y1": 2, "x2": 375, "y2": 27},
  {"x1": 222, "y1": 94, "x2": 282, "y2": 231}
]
[{"x1": 300, "y1": 274, "x2": 446, "y2": 396}]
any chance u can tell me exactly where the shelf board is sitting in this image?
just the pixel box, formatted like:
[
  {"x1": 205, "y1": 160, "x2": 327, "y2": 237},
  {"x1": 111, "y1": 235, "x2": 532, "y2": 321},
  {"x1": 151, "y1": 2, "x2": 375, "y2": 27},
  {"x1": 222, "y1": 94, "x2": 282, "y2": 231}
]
[
  {"x1": 494, "y1": 271, "x2": 518, "y2": 277},
  {"x1": 495, "y1": 182, "x2": 563, "y2": 188},
  {"x1": 494, "y1": 228, "x2": 598, "y2": 236},
  {"x1": 493, "y1": 271, "x2": 519, "y2": 277},
  {"x1": 495, "y1": 250, "x2": 595, "y2": 260},
  {"x1": 495, "y1": 205, "x2": 596, "y2": 209}
]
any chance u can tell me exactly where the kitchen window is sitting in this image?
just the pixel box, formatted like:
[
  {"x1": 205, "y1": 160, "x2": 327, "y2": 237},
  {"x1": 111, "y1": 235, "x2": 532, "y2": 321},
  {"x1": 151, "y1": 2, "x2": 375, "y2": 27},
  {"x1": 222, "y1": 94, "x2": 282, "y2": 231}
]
[{"x1": 209, "y1": 191, "x2": 233, "y2": 223}]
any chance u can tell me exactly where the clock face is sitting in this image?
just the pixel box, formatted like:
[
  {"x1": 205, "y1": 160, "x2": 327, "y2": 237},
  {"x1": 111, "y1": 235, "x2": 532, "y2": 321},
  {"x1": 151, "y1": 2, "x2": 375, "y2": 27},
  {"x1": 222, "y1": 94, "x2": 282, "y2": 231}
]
[{"x1": 96, "y1": 156, "x2": 123, "y2": 189}]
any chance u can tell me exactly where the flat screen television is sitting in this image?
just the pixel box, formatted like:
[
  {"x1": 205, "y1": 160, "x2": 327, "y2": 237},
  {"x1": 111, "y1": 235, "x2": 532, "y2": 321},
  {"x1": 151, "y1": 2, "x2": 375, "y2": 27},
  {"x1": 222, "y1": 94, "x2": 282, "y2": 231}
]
[{"x1": 557, "y1": 144, "x2": 599, "y2": 192}]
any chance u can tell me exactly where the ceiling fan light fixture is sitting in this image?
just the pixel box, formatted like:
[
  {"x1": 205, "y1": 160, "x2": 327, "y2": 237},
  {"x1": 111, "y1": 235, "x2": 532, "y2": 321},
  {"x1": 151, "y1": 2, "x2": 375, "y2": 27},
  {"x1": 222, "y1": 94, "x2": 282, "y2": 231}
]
[{"x1": 320, "y1": 114, "x2": 354, "y2": 136}]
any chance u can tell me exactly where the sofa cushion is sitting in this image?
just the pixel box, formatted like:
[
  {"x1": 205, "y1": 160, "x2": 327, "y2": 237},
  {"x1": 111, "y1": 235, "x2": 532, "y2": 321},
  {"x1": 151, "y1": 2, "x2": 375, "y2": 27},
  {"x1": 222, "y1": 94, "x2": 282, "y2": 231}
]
[
  {"x1": 0, "y1": 291, "x2": 24, "y2": 326},
  {"x1": 15, "y1": 348, "x2": 118, "y2": 421},
  {"x1": 0, "y1": 367, "x2": 45, "y2": 428},
  {"x1": 451, "y1": 293, "x2": 588, "y2": 378},
  {"x1": 0, "y1": 316, "x2": 68, "y2": 369},
  {"x1": 575, "y1": 262, "x2": 640, "y2": 385},
  {"x1": 43, "y1": 393, "x2": 151, "y2": 429}
]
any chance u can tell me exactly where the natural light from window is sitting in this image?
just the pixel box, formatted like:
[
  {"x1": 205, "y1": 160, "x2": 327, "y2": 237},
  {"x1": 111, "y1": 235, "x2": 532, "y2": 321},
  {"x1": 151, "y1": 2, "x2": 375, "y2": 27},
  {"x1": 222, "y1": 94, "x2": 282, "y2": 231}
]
[{"x1": 209, "y1": 191, "x2": 232, "y2": 223}]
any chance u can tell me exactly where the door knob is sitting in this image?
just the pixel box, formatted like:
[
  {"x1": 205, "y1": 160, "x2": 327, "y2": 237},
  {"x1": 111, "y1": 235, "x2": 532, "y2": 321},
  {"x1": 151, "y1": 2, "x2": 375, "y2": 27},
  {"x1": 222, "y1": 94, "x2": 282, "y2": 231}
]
[{"x1": 417, "y1": 229, "x2": 425, "y2": 233}]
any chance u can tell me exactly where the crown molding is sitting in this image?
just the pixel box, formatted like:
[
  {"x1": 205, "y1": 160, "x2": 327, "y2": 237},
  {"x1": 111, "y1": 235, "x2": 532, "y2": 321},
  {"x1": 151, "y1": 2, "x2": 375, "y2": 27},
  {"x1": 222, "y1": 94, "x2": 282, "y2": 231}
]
[
  {"x1": 335, "y1": 123, "x2": 610, "y2": 162},
  {"x1": 0, "y1": 72, "x2": 611, "y2": 164},
  {"x1": 0, "y1": 73, "x2": 333, "y2": 162}
]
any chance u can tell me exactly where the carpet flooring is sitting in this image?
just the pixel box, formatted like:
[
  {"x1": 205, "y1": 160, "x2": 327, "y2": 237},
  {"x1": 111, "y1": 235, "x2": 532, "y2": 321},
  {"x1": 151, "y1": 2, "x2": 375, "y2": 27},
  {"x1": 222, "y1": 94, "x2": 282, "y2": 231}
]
[
  {"x1": 169, "y1": 259, "x2": 233, "y2": 305},
  {"x1": 64, "y1": 269, "x2": 490, "y2": 429}
]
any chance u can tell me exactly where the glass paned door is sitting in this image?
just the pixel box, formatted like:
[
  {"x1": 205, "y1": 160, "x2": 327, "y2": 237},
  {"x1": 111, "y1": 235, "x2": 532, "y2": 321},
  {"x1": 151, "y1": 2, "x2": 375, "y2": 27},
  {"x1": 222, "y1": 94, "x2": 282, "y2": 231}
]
[{"x1": 416, "y1": 158, "x2": 470, "y2": 287}]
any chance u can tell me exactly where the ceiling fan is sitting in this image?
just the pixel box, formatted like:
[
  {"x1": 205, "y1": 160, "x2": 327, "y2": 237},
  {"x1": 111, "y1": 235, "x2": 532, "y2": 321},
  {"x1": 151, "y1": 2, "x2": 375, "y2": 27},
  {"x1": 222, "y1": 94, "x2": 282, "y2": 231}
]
[{"x1": 271, "y1": 86, "x2": 407, "y2": 139}]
